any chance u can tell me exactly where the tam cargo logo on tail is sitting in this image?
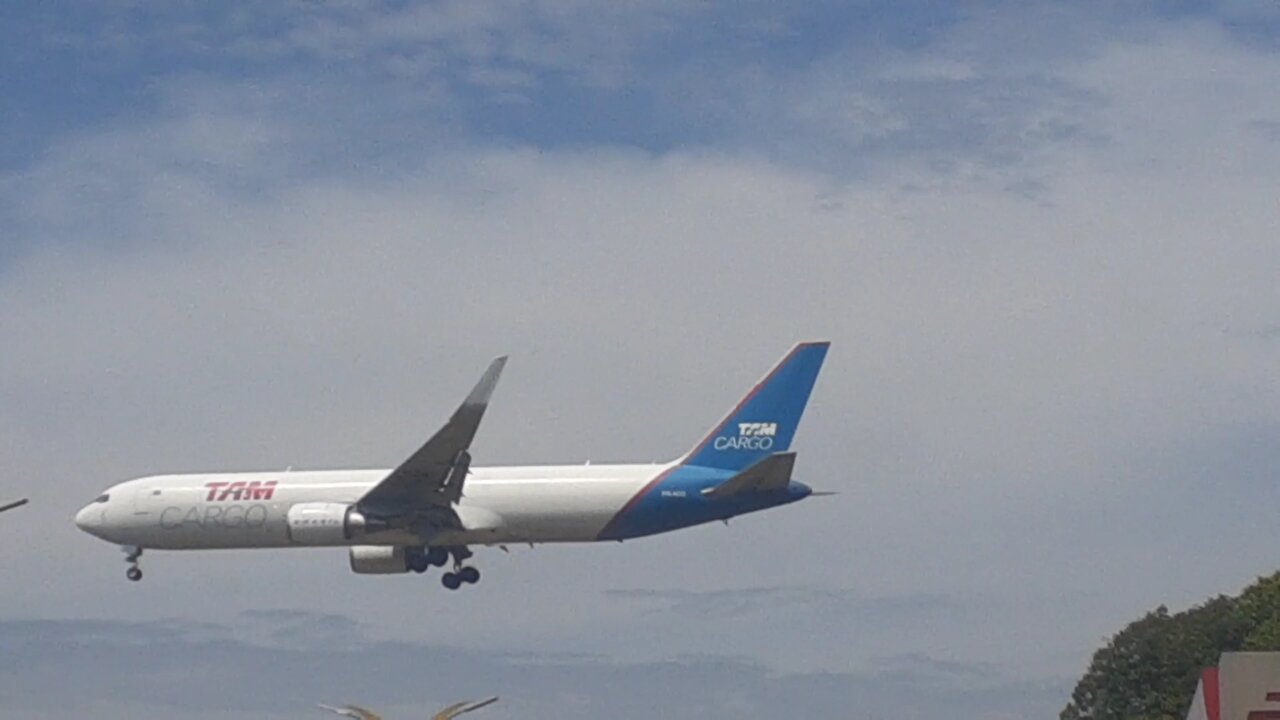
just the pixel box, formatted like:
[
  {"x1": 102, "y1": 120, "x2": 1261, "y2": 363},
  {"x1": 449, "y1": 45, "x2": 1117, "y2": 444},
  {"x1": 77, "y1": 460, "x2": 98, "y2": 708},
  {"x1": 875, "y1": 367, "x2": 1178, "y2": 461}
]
[
  {"x1": 713, "y1": 422, "x2": 777, "y2": 451},
  {"x1": 203, "y1": 480, "x2": 278, "y2": 502}
]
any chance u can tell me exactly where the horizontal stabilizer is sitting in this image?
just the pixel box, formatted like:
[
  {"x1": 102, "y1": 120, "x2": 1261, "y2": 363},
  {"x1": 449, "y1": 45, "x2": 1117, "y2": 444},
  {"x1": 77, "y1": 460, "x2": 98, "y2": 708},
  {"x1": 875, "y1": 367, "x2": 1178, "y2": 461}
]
[
  {"x1": 702, "y1": 452, "x2": 795, "y2": 499},
  {"x1": 0, "y1": 498, "x2": 28, "y2": 513}
]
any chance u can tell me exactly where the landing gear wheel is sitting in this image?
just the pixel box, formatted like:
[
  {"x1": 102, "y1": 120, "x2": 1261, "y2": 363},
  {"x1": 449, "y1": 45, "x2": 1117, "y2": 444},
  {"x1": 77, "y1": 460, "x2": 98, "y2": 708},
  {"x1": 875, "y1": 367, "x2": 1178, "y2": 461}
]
[
  {"x1": 122, "y1": 546, "x2": 143, "y2": 582},
  {"x1": 459, "y1": 566, "x2": 480, "y2": 584},
  {"x1": 426, "y1": 547, "x2": 449, "y2": 567},
  {"x1": 408, "y1": 554, "x2": 430, "y2": 574},
  {"x1": 442, "y1": 572, "x2": 462, "y2": 590}
]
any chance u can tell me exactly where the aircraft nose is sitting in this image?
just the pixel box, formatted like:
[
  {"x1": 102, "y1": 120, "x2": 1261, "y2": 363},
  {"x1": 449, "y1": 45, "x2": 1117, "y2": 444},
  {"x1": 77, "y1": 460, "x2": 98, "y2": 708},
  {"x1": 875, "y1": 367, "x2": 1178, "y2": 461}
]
[{"x1": 74, "y1": 504, "x2": 105, "y2": 536}]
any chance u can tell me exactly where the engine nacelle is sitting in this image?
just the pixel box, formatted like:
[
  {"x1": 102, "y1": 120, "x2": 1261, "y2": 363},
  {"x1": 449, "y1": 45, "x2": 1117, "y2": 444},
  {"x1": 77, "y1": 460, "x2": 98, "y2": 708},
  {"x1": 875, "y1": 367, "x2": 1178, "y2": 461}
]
[
  {"x1": 349, "y1": 545, "x2": 409, "y2": 574},
  {"x1": 285, "y1": 502, "x2": 367, "y2": 546}
]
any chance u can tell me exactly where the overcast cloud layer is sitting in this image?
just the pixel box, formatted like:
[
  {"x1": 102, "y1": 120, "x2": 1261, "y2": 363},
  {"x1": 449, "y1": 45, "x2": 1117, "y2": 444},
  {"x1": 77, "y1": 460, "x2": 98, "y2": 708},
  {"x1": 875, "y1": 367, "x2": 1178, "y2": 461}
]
[{"x1": 3, "y1": 2, "x2": 1280, "y2": 719}]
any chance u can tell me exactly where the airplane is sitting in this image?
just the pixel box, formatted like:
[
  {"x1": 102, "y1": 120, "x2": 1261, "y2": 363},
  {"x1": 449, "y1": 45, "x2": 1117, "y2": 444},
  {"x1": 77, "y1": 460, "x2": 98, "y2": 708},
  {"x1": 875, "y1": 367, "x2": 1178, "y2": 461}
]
[
  {"x1": 319, "y1": 696, "x2": 498, "y2": 719},
  {"x1": 1, "y1": 498, "x2": 28, "y2": 514},
  {"x1": 75, "y1": 341, "x2": 831, "y2": 588}
]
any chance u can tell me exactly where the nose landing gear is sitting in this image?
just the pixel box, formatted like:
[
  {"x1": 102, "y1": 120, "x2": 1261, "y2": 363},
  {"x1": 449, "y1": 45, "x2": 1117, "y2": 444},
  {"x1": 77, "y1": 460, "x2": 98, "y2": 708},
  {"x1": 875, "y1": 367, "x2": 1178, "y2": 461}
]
[{"x1": 122, "y1": 546, "x2": 144, "y2": 582}]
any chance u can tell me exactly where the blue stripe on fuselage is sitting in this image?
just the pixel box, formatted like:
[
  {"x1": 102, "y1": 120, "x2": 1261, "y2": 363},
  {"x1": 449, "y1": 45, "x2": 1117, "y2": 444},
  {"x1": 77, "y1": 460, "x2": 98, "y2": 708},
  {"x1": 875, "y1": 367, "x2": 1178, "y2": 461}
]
[
  {"x1": 595, "y1": 341, "x2": 827, "y2": 541},
  {"x1": 596, "y1": 465, "x2": 812, "y2": 541}
]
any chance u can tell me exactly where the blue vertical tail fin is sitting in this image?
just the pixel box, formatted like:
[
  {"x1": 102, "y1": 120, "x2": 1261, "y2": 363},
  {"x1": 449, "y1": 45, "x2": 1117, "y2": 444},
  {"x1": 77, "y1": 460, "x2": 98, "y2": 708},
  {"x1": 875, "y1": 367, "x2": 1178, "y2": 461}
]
[{"x1": 679, "y1": 341, "x2": 829, "y2": 473}]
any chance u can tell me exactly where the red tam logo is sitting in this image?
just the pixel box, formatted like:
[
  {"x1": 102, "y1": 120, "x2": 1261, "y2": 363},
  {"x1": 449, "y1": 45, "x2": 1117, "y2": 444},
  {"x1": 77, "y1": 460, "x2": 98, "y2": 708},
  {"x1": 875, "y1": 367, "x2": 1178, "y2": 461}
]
[{"x1": 203, "y1": 480, "x2": 278, "y2": 502}]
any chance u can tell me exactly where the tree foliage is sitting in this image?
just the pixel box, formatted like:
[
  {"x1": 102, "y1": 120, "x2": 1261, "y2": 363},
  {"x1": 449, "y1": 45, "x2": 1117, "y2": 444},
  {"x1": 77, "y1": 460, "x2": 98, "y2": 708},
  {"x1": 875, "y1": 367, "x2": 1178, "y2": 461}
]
[{"x1": 1062, "y1": 572, "x2": 1280, "y2": 720}]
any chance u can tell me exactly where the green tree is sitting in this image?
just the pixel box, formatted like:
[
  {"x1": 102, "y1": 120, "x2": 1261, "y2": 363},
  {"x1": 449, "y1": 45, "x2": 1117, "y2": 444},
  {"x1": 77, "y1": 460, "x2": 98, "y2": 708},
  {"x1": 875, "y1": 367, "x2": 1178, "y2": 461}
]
[{"x1": 1062, "y1": 573, "x2": 1280, "y2": 720}]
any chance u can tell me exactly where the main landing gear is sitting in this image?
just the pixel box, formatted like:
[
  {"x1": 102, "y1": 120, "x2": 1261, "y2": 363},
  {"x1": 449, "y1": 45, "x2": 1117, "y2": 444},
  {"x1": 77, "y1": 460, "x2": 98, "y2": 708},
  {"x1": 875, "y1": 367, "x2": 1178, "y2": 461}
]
[
  {"x1": 442, "y1": 565, "x2": 480, "y2": 590},
  {"x1": 407, "y1": 546, "x2": 449, "y2": 574},
  {"x1": 440, "y1": 546, "x2": 480, "y2": 591},
  {"x1": 123, "y1": 546, "x2": 143, "y2": 582},
  {"x1": 405, "y1": 545, "x2": 480, "y2": 590}
]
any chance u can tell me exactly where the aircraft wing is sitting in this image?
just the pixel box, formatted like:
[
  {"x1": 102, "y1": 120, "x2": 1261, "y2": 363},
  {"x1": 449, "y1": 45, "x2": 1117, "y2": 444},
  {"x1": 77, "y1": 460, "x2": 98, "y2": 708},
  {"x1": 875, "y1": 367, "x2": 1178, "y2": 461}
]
[
  {"x1": 0, "y1": 498, "x2": 28, "y2": 514},
  {"x1": 358, "y1": 357, "x2": 507, "y2": 516}
]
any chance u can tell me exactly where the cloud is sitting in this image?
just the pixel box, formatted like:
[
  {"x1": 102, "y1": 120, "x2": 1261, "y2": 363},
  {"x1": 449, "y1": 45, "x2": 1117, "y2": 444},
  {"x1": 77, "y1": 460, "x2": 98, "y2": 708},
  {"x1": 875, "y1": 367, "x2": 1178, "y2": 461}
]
[
  {"x1": 0, "y1": 2, "x2": 1128, "y2": 170},
  {"x1": 0, "y1": 616, "x2": 1067, "y2": 720},
  {"x1": 603, "y1": 586, "x2": 967, "y2": 624},
  {"x1": 3, "y1": 4, "x2": 1280, "y2": 719},
  {"x1": 10, "y1": 1, "x2": 715, "y2": 92},
  {"x1": 874, "y1": 653, "x2": 996, "y2": 685}
]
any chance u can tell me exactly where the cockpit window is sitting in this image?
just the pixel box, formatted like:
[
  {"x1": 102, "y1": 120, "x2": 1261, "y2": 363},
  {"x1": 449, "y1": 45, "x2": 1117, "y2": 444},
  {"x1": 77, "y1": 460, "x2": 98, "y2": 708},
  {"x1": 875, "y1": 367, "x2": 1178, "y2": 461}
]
[{"x1": 94, "y1": 494, "x2": 110, "y2": 503}]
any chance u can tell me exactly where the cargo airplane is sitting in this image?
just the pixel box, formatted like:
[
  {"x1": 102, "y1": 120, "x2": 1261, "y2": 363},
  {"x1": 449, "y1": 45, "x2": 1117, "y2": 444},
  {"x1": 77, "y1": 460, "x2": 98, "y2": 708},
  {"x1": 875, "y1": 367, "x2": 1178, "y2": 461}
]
[{"x1": 75, "y1": 342, "x2": 830, "y2": 589}]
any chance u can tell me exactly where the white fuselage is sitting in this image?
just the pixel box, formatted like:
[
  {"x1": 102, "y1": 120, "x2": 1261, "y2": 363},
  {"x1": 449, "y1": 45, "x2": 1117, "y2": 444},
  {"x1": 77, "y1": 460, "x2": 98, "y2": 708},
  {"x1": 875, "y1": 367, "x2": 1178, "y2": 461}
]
[{"x1": 75, "y1": 464, "x2": 670, "y2": 550}]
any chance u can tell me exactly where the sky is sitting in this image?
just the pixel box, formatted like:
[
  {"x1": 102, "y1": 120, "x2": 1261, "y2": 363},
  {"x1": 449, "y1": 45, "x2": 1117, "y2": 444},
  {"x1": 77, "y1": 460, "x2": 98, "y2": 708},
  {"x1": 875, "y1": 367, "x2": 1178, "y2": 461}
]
[{"x1": 2, "y1": 1, "x2": 1280, "y2": 718}]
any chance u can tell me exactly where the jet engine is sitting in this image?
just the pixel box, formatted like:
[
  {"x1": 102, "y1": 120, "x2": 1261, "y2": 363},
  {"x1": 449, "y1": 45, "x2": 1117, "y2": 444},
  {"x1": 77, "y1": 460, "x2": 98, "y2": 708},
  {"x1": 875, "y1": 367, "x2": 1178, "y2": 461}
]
[
  {"x1": 285, "y1": 502, "x2": 368, "y2": 545},
  {"x1": 349, "y1": 545, "x2": 409, "y2": 574}
]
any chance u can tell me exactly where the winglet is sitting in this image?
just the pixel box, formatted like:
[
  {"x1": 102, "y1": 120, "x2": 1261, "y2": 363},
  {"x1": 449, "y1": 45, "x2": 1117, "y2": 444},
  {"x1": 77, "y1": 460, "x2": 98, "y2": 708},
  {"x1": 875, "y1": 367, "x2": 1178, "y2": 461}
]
[{"x1": 464, "y1": 357, "x2": 508, "y2": 408}]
